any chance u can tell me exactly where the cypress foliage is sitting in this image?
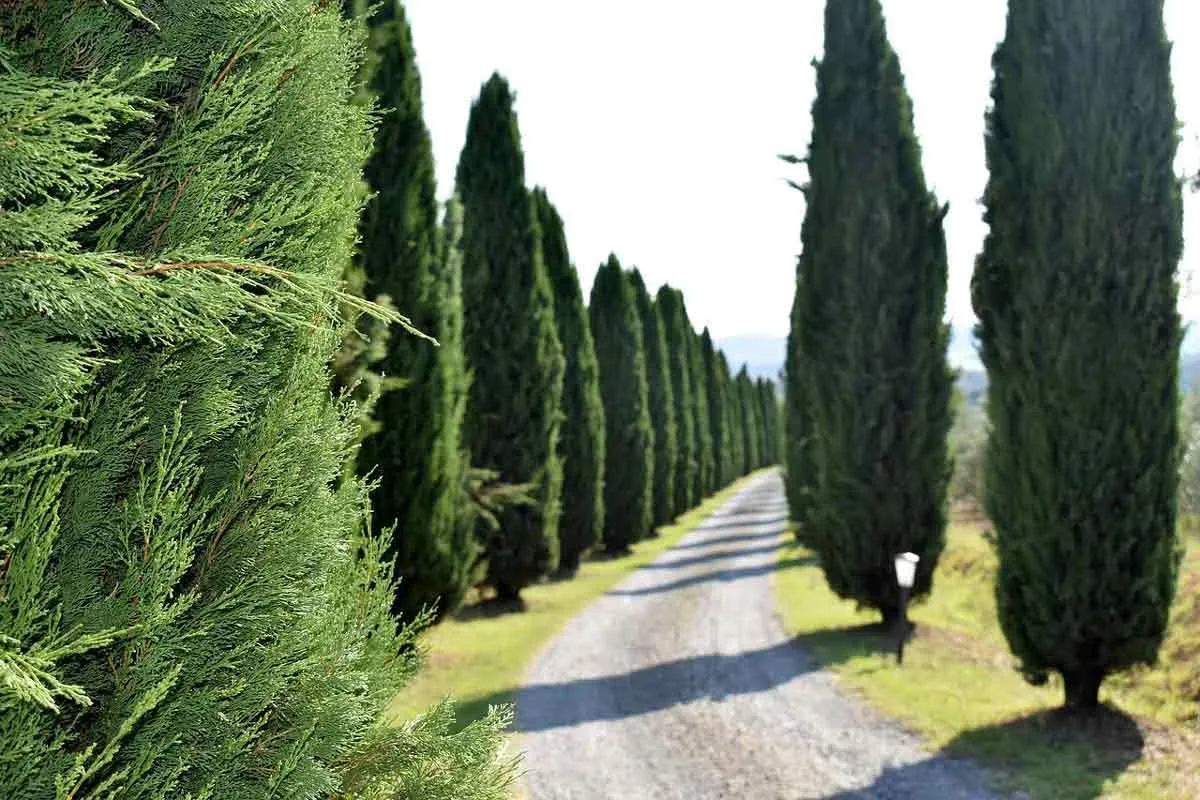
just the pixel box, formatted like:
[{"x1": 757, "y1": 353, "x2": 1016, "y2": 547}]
[
  {"x1": 784, "y1": 283, "x2": 818, "y2": 531},
  {"x1": 972, "y1": 0, "x2": 1182, "y2": 708},
  {"x1": 534, "y1": 187, "x2": 606, "y2": 575},
  {"x1": 758, "y1": 378, "x2": 781, "y2": 467},
  {"x1": 691, "y1": 328, "x2": 716, "y2": 498},
  {"x1": 787, "y1": 0, "x2": 953, "y2": 623},
  {"x1": 457, "y1": 74, "x2": 565, "y2": 600},
  {"x1": 590, "y1": 256, "x2": 654, "y2": 552},
  {"x1": 353, "y1": 1, "x2": 475, "y2": 622},
  {"x1": 719, "y1": 352, "x2": 743, "y2": 482},
  {"x1": 700, "y1": 330, "x2": 731, "y2": 489},
  {"x1": 0, "y1": 4, "x2": 513, "y2": 796},
  {"x1": 329, "y1": 0, "x2": 399, "y2": 457},
  {"x1": 737, "y1": 367, "x2": 761, "y2": 475},
  {"x1": 657, "y1": 286, "x2": 697, "y2": 513},
  {"x1": 630, "y1": 270, "x2": 678, "y2": 527}
]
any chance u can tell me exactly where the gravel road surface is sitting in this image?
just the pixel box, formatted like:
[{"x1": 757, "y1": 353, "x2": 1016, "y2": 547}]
[{"x1": 516, "y1": 471, "x2": 1000, "y2": 799}]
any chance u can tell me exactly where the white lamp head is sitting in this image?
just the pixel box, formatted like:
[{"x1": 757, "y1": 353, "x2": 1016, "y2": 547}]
[{"x1": 894, "y1": 552, "x2": 919, "y2": 589}]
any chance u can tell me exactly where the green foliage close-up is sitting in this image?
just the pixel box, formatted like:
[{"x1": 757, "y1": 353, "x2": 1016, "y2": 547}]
[{"x1": 0, "y1": 3, "x2": 512, "y2": 797}]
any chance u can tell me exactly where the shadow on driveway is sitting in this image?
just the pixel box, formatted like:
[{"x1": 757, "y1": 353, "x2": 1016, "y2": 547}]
[
  {"x1": 516, "y1": 636, "x2": 821, "y2": 733},
  {"x1": 607, "y1": 555, "x2": 818, "y2": 597},
  {"x1": 638, "y1": 541, "x2": 790, "y2": 571}
]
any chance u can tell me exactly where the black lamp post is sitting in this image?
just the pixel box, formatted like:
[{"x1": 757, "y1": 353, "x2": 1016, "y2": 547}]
[{"x1": 893, "y1": 552, "x2": 919, "y2": 665}]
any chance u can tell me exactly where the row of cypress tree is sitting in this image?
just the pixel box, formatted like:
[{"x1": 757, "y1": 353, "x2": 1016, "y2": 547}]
[
  {"x1": 785, "y1": 0, "x2": 1181, "y2": 710},
  {"x1": 1, "y1": 1, "x2": 515, "y2": 796},
  {"x1": 589, "y1": 260, "x2": 781, "y2": 557},
  {"x1": 342, "y1": 2, "x2": 783, "y2": 614}
]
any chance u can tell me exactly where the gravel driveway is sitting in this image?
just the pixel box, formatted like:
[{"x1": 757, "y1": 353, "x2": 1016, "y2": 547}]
[{"x1": 515, "y1": 471, "x2": 1000, "y2": 799}]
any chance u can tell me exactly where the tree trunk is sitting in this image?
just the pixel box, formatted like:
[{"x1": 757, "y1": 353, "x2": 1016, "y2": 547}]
[
  {"x1": 1063, "y1": 668, "x2": 1103, "y2": 709},
  {"x1": 495, "y1": 583, "x2": 522, "y2": 604},
  {"x1": 553, "y1": 559, "x2": 580, "y2": 580},
  {"x1": 880, "y1": 605, "x2": 905, "y2": 628}
]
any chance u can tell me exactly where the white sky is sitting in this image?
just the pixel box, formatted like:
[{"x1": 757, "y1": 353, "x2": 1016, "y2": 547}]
[{"x1": 407, "y1": 1, "x2": 1200, "y2": 340}]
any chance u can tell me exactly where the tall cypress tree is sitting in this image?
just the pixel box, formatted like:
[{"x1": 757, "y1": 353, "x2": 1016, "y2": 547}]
[
  {"x1": 973, "y1": 0, "x2": 1182, "y2": 708},
  {"x1": 719, "y1": 352, "x2": 742, "y2": 482},
  {"x1": 657, "y1": 286, "x2": 697, "y2": 513},
  {"x1": 352, "y1": 2, "x2": 474, "y2": 622},
  {"x1": 590, "y1": 256, "x2": 654, "y2": 552},
  {"x1": 788, "y1": 0, "x2": 952, "y2": 623},
  {"x1": 457, "y1": 74, "x2": 565, "y2": 601},
  {"x1": 737, "y1": 367, "x2": 761, "y2": 475},
  {"x1": 784, "y1": 279, "x2": 818, "y2": 533},
  {"x1": 0, "y1": 4, "x2": 513, "y2": 796},
  {"x1": 534, "y1": 187, "x2": 605, "y2": 575},
  {"x1": 700, "y1": 330, "x2": 730, "y2": 489},
  {"x1": 630, "y1": 269, "x2": 678, "y2": 527},
  {"x1": 759, "y1": 378, "x2": 781, "y2": 467},
  {"x1": 691, "y1": 328, "x2": 716, "y2": 497}
]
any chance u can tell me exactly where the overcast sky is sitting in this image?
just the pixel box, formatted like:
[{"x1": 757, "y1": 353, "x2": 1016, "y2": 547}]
[{"x1": 406, "y1": 1, "x2": 1200, "y2": 341}]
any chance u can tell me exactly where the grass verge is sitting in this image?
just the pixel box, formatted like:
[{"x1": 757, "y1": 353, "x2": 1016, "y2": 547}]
[
  {"x1": 773, "y1": 522, "x2": 1200, "y2": 800},
  {"x1": 387, "y1": 470, "x2": 767, "y2": 729}
]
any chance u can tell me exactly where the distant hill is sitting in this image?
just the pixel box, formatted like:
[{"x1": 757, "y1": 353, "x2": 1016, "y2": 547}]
[
  {"x1": 716, "y1": 335, "x2": 786, "y2": 383},
  {"x1": 721, "y1": 324, "x2": 1200, "y2": 405},
  {"x1": 718, "y1": 325, "x2": 983, "y2": 391}
]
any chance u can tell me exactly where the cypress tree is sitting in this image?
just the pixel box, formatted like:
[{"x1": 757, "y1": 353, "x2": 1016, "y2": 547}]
[
  {"x1": 0, "y1": 4, "x2": 513, "y2": 796},
  {"x1": 352, "y1": 2, "x2": 475, "y2": 622},
  {"x1": 590, "y1": 256, "x2": 654, "y2": 552},
  {"x1": 759, "y1": 378, "x2": 781, "y2": 467},
  {"x1": 691, "y1": 328, "x2": 716, "y2": 497},
  {"x1": 657, "y1": 286, "x2": 697, "y2": 513},
  {"x1": 972, "y1": 0, "x2": 1182, "y2": 708},
  {"x1": 784, "y1": 283, "x2": 818, "y2": 532},
  {"x1": 457, "y1": 74, "x2": 565, "y2": 601},
  {"x1": 700, "y1": 330, "x2": 731, "y2": 489},
  {"x1": 753, "y1": 378, "x2": 765, "y2": 468},
  {"x1": 719, "y1": 352, "x2": 743, "y2": 483},
  {"x1": 534, "y1": 187, "x2": 606, "y2": 576},
  {"x1": 630, "y1": 269, "x2": 678, "y2": 527},
  {"x1": 788, "y1": 0, "x2": 953, "y2": 623},
  {"x1": 737, "y1": 367, "x2": 761, "y2": 475}
]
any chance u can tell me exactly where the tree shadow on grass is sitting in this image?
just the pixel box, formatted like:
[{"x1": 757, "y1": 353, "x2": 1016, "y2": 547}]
[
  {"x1": 938, "y1": 705, "x2": 1145, "y2": 800},
  {"x1": 452, "y1": 595, "x2": 528, "y2": 622},
  {"x1": 816, "y1": 703, "x2": 1145, "y2": 799},
  {"x1": 792, "y1": 621, "x2": 899, "y2": 672}
]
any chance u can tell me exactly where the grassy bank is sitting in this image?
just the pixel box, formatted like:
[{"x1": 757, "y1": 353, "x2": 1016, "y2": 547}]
[
  {"x1": 773, "y1": 520, "x2": 1200, "y2": 799},
  {"x1": 388, "y1": 471, "x2": 766, "y2": 728}
]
